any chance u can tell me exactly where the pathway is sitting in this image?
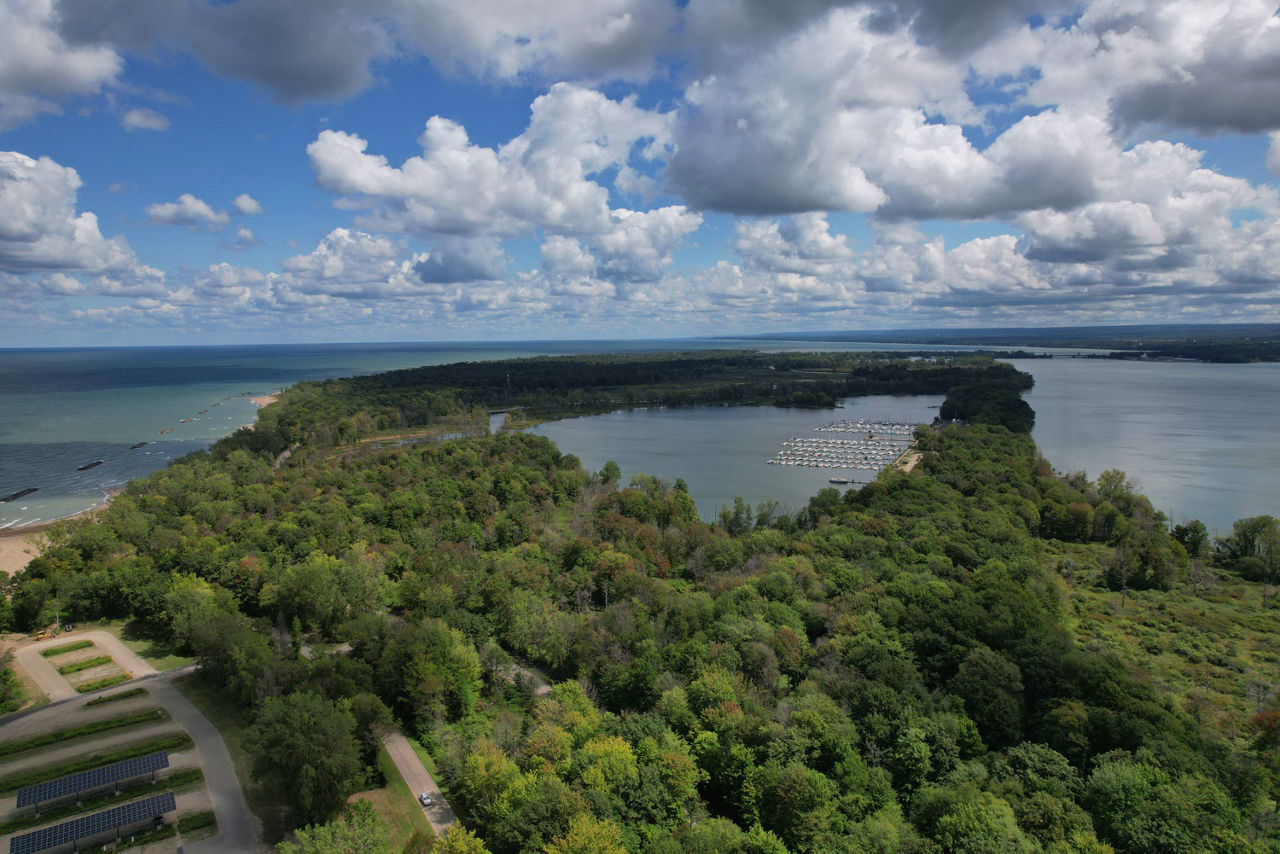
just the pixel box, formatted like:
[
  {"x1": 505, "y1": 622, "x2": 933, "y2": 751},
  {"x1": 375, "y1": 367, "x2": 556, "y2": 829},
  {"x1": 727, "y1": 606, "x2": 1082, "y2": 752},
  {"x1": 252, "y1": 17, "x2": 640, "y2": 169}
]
[{"x1": 381, "y1": 731, "x2": 457, "y2": 838}]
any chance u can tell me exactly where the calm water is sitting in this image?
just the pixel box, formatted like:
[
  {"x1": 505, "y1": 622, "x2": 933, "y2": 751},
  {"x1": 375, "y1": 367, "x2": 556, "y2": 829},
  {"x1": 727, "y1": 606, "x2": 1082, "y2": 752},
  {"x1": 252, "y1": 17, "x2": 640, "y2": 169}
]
[
  {"x1": 3, "y1": 343, "x2": 1274, "y2": 535},
  {"x1": 530, "y1": 396, "x2": 945, "y2": 520},
  {"x1": 1008, "y1": 358, "x2": 1280, "y2": 535},
  {"x1": 0, "y1": 338, "x2": 999, "y2": 528}
]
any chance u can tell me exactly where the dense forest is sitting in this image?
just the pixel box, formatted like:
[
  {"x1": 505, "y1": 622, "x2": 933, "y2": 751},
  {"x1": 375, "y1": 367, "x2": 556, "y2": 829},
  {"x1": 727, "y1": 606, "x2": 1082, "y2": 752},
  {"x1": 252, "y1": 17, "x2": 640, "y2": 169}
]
[
  {"x1": 4, "y1": 352, "x2": 1279, "y2": 852},
  {"x1": 750, "y1": 324, "x2": 1280, "y2": 363}
]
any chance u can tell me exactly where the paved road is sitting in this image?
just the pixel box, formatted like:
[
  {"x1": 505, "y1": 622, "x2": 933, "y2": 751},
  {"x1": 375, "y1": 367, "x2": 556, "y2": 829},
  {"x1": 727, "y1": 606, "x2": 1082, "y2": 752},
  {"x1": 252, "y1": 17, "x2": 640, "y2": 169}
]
[
  {"x1": 11, "y1": 630, "x2": 158, "y2": 702},
  {"x1": 149, "y1": 678, "x2": 262, "y2": 853},
  {"x1": 382, "y1": 731, "x2": 457, "y2": 838}
]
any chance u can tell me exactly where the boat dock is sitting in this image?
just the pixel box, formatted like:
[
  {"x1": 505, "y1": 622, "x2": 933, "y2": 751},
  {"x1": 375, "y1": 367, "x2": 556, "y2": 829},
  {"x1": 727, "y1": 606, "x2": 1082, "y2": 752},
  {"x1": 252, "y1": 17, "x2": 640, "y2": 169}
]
[{"x1": 767, "y1": 419, "x2": 916, "y2": 472}]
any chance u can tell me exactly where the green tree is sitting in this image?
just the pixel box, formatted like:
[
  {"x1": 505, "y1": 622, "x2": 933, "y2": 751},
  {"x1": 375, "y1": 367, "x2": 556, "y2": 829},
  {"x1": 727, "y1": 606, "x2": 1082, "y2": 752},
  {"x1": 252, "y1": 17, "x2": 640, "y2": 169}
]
[
  {"x1": 248, "y1": 691, "x2": 366, "y2": 825},
  {"x1": 276, "y1": 800, "x2": 391, "y2": 853}
]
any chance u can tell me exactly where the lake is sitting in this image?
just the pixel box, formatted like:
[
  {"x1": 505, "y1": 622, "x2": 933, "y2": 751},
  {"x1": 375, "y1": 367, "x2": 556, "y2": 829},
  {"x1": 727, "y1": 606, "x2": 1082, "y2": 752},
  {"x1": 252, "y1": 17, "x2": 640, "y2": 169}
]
[{"x1": 534, "y1": 357, "x2": 1280, "y2": 534}]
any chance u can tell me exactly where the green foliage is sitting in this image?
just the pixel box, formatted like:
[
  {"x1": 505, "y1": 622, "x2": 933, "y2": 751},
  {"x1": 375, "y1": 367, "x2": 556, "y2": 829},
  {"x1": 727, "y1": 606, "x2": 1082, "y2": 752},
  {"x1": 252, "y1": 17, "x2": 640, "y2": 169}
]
[
  {"x1": 56, "y1": 654, "x2": 113, "y2": 674},
  {"x1": 248, "y1": 691, "x2": 367, "y2": 825},
  {"x1": 276, "y1": 800, "x2": 391, "y2": 853},
  {"x1": 0, "y1": 732, "x2": 194, "y2": 794},
  {"x1": 84, "y1": 686, "x2": 147, "y2": 706},
  {"x1": 0, "y1": 707, "x2": 167, "y2": 757},
  {"x1": 8, "y1": 353, "x2": 1278, "y2": 850},
  {"x1": 40, "y1": 639, "x2": 94, "y2": 656},
  {"x1": 75, "y1": 674, "x2": 129, "y2": 693}
]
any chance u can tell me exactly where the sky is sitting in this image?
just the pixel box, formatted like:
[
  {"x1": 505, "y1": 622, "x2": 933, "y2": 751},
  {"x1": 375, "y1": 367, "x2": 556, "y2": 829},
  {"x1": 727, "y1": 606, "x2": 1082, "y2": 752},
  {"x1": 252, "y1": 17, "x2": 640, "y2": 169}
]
[{"x1": 2, "y1": 0, "x2": 1280, "y2": 345}]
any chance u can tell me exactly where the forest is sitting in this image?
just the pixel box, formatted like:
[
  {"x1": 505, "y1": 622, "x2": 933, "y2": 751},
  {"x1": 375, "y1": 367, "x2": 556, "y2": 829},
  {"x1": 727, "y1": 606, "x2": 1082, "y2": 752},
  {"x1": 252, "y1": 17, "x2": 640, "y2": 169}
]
[{"x1": 3, "y1": 351, "x2": 1278, "y2": 852}]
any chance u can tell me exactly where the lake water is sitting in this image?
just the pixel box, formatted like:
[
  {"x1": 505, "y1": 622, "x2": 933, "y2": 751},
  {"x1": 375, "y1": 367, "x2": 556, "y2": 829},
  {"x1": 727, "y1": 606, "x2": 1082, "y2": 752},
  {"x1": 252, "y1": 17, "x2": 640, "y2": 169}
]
[
  {"x1": 536, "y1": 357, "x2": 1280, "y2": 533},
  {"x1": 0, "y1": 338, "x2": 1009, "y2": 528},
  {"x1": 3, "y1": 342, "x2": 1276, "y2": 535},
  {"x1": 530, "y1": 395, "x2": 945, "y2": 521},
  {"x1": 1007, "y1": 358, "x2": 1280, "y2": 535}
]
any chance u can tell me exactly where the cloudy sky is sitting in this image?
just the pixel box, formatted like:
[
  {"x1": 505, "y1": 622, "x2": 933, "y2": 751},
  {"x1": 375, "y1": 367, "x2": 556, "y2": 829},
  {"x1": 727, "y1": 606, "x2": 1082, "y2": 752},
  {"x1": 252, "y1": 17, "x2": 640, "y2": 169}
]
[{"x1": 2, "y1": 0, "x2": 1279, "y2": 345}]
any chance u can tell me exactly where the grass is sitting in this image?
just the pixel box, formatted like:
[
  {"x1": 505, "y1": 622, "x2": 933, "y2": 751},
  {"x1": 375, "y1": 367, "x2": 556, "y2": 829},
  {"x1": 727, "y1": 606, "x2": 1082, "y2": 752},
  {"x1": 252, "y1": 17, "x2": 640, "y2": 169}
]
[
  {"x1": 0, "y1": 707, "x2": 168, "y2": 758},
  {"x1": 1063, "y1": 562, "x2": 1280, "y2": 744},
  {"x1": 349, "y1": 745, "x2": 434, "y2": 851},
  {"x1": 0, "y1": 731, "x2": 194, "y2": 794},
  {"x1": 172, "y1": 673, "x2": 288, "y2": 842},
  {"x1": 56, "y1": 654, "x2": 114, "y2": 675},
  {"x1": 407, "y1": 736, "x2": 439, "y2": 776},
  {"x1": 76, "y1": 674, "x2": 129, "y2": 693},
  {"x1": 0, "y1": 769, "x2": 204, "y2": 834},
  {"x1": 40, "y1": 640, "x2": 94, "y2": 657},
  {"x1": 82, "y1": 620, "x2": 197, "y2": 671},
  {"x1": 84, "y1": 686, "x2": 147, "y2": 707},
  {"x1": 177, "y1": 809, "x2": 218, "y2": 835}
]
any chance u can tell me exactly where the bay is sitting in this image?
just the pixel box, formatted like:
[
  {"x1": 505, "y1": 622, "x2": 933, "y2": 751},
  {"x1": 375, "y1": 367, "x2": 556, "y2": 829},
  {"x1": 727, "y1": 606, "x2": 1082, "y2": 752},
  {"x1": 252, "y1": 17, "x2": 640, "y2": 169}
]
[{"x1": 529, "y1": 395, "x2": 945, "y2": 521}]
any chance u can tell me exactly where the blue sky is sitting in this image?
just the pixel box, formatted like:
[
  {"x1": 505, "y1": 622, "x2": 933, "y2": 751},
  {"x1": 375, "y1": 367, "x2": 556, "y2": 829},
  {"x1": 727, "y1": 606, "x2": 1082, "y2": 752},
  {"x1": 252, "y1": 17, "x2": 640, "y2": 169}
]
[{"x1": 2, "y1": 0, "x2": 1279, "y2": 345}]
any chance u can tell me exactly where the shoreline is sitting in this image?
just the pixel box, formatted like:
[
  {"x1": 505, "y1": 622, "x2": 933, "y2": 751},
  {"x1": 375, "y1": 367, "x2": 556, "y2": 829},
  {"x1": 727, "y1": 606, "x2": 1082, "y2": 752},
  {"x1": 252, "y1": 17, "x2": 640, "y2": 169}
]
[
  {"x1": 0, "y1": 388, "x2": 282, "y2": 574},
  {"x1": 0, "y1": 489, "x2": 122, "y2": 576}
]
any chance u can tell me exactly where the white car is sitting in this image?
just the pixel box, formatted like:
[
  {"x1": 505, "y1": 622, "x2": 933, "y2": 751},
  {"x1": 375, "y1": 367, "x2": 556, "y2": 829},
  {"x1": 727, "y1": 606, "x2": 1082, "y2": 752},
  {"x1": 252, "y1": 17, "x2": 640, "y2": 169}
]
[{"x1": 418, "y1": 792, "x2": 433, "y2": 807}]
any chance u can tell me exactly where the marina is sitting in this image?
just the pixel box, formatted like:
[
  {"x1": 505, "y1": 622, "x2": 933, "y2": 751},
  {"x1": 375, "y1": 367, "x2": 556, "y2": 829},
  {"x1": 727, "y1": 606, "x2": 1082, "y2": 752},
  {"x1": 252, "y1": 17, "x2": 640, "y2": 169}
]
[{"x1": 768, "y1": 419, "x2": 917, "y2": 472}]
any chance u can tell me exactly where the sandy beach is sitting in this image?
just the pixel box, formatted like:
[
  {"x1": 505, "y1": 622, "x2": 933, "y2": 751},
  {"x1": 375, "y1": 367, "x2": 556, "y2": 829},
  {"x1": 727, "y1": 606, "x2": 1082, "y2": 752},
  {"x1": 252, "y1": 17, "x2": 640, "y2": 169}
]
[
  {"x1": 251, "y1": 393, "x2": 279, "y2": 408},
  {"x1": 0, "y1": 532, "x2": 40, "y2": 577},
  {"x1": 0, "y1": 489, "x2": 122, "y2": 576}
]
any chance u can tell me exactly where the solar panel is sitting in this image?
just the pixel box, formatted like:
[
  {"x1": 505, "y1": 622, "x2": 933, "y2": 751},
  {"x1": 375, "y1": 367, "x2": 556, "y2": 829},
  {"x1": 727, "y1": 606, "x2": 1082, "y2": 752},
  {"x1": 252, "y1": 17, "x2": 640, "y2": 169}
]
[
  {"x1": 16, "y1": 752, "x2": 169, "y2": 808},
  {"x1": 9, "y1": 792, "x2": 175, "y2": 854}
]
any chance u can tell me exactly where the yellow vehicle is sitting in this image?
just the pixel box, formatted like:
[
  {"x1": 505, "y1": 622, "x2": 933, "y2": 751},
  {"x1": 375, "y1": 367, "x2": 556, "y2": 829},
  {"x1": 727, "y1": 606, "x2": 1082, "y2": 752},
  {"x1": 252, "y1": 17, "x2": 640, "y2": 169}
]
[{"x1": 34, "y1": 629, "x2": 53, "y2": 641}]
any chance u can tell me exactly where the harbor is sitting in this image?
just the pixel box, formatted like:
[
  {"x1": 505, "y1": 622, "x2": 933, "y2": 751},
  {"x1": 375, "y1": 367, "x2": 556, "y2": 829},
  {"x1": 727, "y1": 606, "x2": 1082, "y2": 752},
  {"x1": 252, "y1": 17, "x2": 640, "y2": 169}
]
[{"x1": 768, "y1": 419, "x2": 917, "y2": 474}]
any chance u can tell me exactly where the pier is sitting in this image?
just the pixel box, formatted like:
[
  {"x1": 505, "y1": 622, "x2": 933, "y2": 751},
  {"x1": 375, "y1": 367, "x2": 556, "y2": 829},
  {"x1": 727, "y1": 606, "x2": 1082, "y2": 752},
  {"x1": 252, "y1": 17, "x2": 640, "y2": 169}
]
[{"x1": 767, "y1": 419, "x2": 916, "y2": 471}]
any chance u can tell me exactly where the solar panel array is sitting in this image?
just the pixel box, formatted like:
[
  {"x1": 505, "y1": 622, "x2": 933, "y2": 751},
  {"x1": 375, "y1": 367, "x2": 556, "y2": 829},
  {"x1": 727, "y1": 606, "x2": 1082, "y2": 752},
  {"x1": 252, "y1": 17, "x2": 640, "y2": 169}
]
[
  {"x1": 9, "y1": 792, "x2": 175, "y2": 854},
  {"x1": 16, "y1": 752, "x2": 169, "y2": 808}
]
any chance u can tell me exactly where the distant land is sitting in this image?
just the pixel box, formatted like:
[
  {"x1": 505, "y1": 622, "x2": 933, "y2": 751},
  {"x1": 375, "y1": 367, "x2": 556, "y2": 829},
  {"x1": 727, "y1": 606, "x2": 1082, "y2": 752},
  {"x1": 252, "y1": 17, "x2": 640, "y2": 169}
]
[{"x1": 738, "y1": 323, "x2": 1280, "y2": 362}]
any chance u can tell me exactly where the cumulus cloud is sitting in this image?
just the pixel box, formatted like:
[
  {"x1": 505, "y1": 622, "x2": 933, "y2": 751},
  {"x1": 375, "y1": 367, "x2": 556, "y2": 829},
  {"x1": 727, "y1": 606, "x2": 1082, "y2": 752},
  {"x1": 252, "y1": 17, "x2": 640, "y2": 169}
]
[
  {"x1": 120, "y1": 107, "x2": 168, "y2": 131},
  {"x1": 413, "y1": 236, "x2": 507, "y2": 284},
  {"x1": 736, "y1": 213, "x2": 854, "y2": 276},
  {"x1": 0, "y1": 150, "x2": 151, "y2": 281},
  {"x1": 145, "y1": 193, "x2": 230, "y2": 228},
  {"x1": 0, "y1": 0, "x2": 121, "y2": 129},
  {"x1": 308, "y1": 83, "x2": 672, "y2": 238},
  {"x1": 229, "y1": 226, "x2": 259, "y2": 250},
  {"x1": 232, "y1": 193, "x2": 262, "y2": 215},
  {"x1": 55, "y1": 0, "x2": 676, "y2": 102}
]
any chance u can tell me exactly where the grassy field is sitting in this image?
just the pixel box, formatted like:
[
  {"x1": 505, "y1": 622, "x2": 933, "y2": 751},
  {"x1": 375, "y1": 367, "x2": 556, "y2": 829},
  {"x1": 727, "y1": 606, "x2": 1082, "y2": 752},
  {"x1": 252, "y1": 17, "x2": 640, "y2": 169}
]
[
  {"x1": 349, "y1": 745, "x2": 435, "y2": 850},
  {"x1": 1064, "y1": 559, "x2": 1280, "y2": 745}
]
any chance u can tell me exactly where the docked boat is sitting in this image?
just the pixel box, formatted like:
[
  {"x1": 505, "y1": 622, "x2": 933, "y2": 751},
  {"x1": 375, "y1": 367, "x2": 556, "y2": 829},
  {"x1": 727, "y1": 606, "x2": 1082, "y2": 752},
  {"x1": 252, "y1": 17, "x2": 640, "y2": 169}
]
[{"x1": 829, "y1": 476, "x2": 851, "y2": 484}]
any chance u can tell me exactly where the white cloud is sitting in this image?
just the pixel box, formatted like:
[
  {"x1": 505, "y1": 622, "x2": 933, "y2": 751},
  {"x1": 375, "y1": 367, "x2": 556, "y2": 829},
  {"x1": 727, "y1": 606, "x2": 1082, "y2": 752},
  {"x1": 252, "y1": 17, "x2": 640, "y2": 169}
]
[
  {"x1": 0, "y1": 150, "x2": 152, "y2": 283},
  {"x1": 1269, "y1": 132, "x2": 1280, "y2": 176},
  {"x1": 0, "y1": 0, "x2": 121, "y2": 129},
  {"x1": 230, "y1": 226, "x2": 259, "y2": 250},
  {"x1": 120, "y1": 107, "x2": 169, "y2": 131},
  {"x1": 232, "y1": 193, "x2": 262, "y2": 215},
  {"x1": 413, "y1": 236, "x2": 507, "y2": 283},
  {"x1": 145, "y1": 193, "x2": 230, "y2": 228},
  {"x1": 308, "y1": 83, "x2": 672, "y2": 239}
]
